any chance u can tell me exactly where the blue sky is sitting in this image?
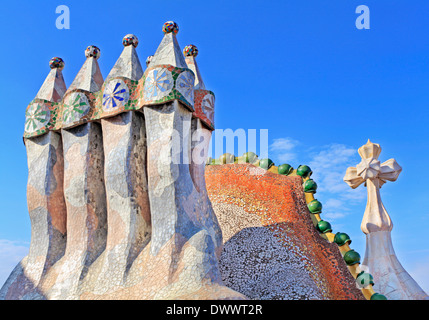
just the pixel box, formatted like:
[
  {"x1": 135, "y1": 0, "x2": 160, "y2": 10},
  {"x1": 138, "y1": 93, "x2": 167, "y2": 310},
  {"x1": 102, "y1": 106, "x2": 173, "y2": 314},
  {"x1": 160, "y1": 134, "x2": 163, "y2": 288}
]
[{"x1": 0, "y1": 0, "x2": 428, "y2": 293}]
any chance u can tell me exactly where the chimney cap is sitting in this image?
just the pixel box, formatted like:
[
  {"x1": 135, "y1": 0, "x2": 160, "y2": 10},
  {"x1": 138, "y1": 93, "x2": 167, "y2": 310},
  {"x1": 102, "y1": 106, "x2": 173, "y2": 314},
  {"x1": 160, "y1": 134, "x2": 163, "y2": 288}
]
[
  {"x1": 85, "y1": 45, "x2": 100, "y2": 59},
  {"x1": 122, "y1": 34, "x2": 139, "y2": 48},
  {"x1": 49, "y1": 57, "x2": 65, "y2": 70},
  {"x1": 183, "y1": 44, "x2": 198, "y2": 57},
  {"x1": 162, "y1": 21, "x2": 179, "y2": 35}
]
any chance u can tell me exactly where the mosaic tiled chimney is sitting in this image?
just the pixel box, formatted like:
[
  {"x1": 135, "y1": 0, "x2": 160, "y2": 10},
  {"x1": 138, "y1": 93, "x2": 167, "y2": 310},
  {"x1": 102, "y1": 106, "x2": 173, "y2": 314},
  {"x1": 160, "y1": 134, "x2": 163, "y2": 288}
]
[
  {"x1": 0, "y1": 21, "x2": 244, "y2": 300},
  {"x1": 5, "y1": 57, "x2": 68, "y2": 299}
]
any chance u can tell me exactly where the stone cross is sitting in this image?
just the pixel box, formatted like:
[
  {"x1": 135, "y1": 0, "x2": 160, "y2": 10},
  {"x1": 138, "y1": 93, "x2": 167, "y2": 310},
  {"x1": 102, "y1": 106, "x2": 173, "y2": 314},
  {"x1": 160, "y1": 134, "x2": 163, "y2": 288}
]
[
  {"x1": 344, "y1": 139, "x2": 401, "y2": 234},
  {"x1": 344, "y1": 139, "x2": 428, "y2": 300}
]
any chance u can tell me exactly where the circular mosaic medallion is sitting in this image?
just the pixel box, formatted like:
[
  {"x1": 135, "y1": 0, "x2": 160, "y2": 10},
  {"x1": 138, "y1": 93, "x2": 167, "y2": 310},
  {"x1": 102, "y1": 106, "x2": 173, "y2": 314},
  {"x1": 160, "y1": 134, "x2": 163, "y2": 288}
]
[
  {"x1": 25, "y1": 102, "x2": 51, "y2": 134},
  {"x1": 176, "y1": 70, "x2": 195, "y2": 105},
  {"x1": 62, "y1": 92, "x2": 90, "y2": 126},
  {"x1": 102, "y1": 79, "x2": 130, "y2": 111},
  {"x1": 143, "y1": 67, "x2": 174, "y2": 101}
]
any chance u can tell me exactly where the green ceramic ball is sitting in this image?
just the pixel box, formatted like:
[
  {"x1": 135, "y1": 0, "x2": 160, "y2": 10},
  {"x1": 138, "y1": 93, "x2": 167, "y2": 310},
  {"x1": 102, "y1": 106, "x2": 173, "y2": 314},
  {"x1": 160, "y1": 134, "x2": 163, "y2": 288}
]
[
  {"x1": 296, "y1": 165, "x2": 312, "y2": 178},
  {"x1": 243, "y1": 152, "x2": 258, "y2": 163},
  {"x1": 219, "y1": 153, "x2": 235, "y2": 164},
  {"x1": 308, "y1": 199, "x2": 322, "y2": 214},
  {"x1": 316, "y1": 220, "x2": 332, "y2": 234},
  {"x1": 334, "y1": 232, "x2": 352, "y2": 246},
  {"x1": 344, "y1": 249, "x2": 361, "y2": 266},
  {"x1": 278, "y1": 164, "x2": 293, "y2": 175},
  {"x1": 370, "y1": 293, "x2": 387, "y2": 300},
  {"x1": 356, "y1": 271, "x2": 374, "y2": 288},
  {"x1": 259, "y1": 158, "x2": 274, "y2": 170},
  {"x1": 303, "y1": 179, "x2": 318, "y2": 193}
]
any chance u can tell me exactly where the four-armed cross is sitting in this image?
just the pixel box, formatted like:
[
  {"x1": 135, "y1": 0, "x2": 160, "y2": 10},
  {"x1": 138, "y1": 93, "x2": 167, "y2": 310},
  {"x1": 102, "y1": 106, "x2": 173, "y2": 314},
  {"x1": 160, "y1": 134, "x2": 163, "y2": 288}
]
[
  {"x1": 344, "y1": 139, "x2": 428, "y2": 300},
  {"x1": 344, "y1": 139, "x2": 401, "y2": 234}
]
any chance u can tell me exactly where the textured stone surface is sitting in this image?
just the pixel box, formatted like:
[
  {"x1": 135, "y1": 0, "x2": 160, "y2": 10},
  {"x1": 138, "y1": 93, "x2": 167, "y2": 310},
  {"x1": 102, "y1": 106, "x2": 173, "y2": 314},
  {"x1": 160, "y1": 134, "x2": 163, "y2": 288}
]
[
  {"x1": 144, "y1": 101, "x2": 222, "y2": 256},
  {"x1": 71, "y1": 102, "x2": 240, "y2": 299},
  {"x1": 148, "y1": 32, "x2": 187, "y2": 69},
  {"x1": 39, "y1": 123, "x2": 107, "y2": 299},
  {"x1": 106, "y1": 44, "x2": 143, "y2": 81},
  {"x1": 0, "y1": 132, "x2": 67, "y2": 300},
  {"x1": 35, "y1": 68, "x2": 67, "y2": 103},
  {"x1": 88, "y1": 111, "x2": 151, "y2": 293},
  {"x1": 68, "y1": 57, "x2": 103, "y2": 93},
  {"x1": 184, "y1": 54, "x2": 205, "y2": 90},
  {"x1": 205, "y1": 164, "x2": 366, "y2": 300},
  {"x1": 220, "y1": 225, "x2": 323, "y2": 300},
  {"x1": 363, "y1": 231, "x2": 429, "y2": 300}
]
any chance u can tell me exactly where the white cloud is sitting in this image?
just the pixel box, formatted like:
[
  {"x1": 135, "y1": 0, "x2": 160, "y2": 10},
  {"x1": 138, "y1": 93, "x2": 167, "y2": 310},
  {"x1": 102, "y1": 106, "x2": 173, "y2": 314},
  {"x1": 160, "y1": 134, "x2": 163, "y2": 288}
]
[
  {"x1": 269, "y1": 138, "x2": 299, "y2": 164},
  {"x1": 0, "y1": 239, "x2": 29, "y2": 286},
  {"x1": 324, "y1": 211, "x2": 348, "y2": 220},
  {"x1": 323, "y1": 198, "x2": 352, "y2": 219},
  {"x1": 277, "y1": 152, "x2": 297, "y2": 163},
  {"x1": 309, "y1": 144, "x2": 356, "y2": 170},
  {"x1": 309, "y1": 144, "x2": 364, "y2": 196},
  {"x1": 270, "y1": 138, "x2": 298, "y2": 152},
  {"x1": 307, "y1": 143, "x2": 366, "y2": 221},
  {"x1": 324, "y1": 198, "x2": 344, "y2": 209}
]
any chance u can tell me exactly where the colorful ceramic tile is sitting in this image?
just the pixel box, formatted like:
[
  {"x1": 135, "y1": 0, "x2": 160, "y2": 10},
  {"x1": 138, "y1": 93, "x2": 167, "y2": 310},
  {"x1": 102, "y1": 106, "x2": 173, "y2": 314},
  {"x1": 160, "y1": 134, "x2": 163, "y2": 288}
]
[
  {"x1": 201, "y1": 92, "x2": 214, "y2": 123},
  {"x1": 85, "y1": 45, "x2": 100, "y2": 59},
  {"x1": 175, "y1": 69, "x2": 195, "y2": 105},
  {"x1": 122, "y1": 34, "x2": 139, "y2": 47},
  {"x1": 57, "y1": 90, "x2": 97, "y2": 129},
  {"x1": 103, "y1": 79, "x2": 130, "y2": 110},
  {"x1": 91, "y1": 77, "x2": 140, "y2": 120},
  {"x1": 24, "y1": 101, "x2": 51, "y2": 135},
  {"x1": 49, "y1": 57, "x2": 65, "y2": 70},
  {"x1": 193, "y1": 89, "x2": 215, "y2": 130},
  {"x1": 62, "y1": 91, "x2": 91, "y2": 126},
  {"x1": 144, "y1": 67, "x2": 174, "y2": 101},
  {"x1": 183, "y1": 44, "x2": 198, "y2": 57},
  {"x1": 140, "y1": 65, "x2": 195, "y2": 111},
  {"x1": 23, "y1": 99, "x2": 61, "y2": 138},
  {"x1": 162, "y1": 21, "x2": 179, "y2": 35}
]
